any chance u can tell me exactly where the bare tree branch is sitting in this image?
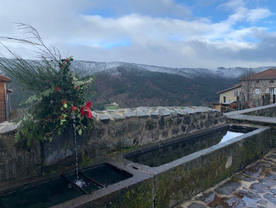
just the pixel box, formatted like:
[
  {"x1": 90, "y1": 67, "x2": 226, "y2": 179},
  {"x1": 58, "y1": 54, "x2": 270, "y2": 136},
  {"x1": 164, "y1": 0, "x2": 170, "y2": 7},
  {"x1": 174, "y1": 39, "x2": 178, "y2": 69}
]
[
  {"x1": 0, "y1": 23, "x2": 62, "y2": 93},
  {"x1": 0, "y1": 22, "x2": 61, "y2": 62}
]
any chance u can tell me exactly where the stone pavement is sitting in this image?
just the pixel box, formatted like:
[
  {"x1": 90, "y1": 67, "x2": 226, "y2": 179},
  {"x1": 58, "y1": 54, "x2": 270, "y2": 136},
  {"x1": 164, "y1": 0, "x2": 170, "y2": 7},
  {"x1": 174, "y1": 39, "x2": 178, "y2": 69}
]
[{"x1": 178, "y1": 148, "x2": 276, "y2": 208}]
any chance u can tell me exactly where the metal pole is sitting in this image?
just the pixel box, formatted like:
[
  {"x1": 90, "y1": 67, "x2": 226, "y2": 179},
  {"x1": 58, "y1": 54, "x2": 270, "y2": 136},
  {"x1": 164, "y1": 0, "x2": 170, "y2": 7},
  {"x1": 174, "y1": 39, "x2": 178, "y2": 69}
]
[{"x1": 72, "y1": 116, "x2": 78, "y2": 177}]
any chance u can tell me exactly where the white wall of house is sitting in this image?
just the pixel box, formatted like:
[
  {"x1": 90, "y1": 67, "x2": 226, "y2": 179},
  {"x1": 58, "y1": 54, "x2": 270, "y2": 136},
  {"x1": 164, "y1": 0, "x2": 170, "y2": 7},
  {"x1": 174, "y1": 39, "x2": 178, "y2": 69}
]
[{"x1": 219, "y1": 87, "x2": 241, "y2": 103}]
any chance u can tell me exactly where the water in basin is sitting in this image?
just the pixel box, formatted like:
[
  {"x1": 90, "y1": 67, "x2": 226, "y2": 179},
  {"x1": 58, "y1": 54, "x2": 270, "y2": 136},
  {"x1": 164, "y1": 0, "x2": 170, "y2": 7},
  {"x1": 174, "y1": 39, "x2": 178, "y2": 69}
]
[
  {"x1": 219, "y1": 131, "x2": 244, "y2": 143},
  {"x1": 0, "y1": 163, "x2": 132, "y2": 208},
  {"x1": 124, "y1": 125, "x2": 255, "y2": 167},
  {"x1": 0, "y1": 177, "x2": 85, "y2": 208},
  {"x1": 81, "y1": 163, "x2": 132, "y2": 187}
]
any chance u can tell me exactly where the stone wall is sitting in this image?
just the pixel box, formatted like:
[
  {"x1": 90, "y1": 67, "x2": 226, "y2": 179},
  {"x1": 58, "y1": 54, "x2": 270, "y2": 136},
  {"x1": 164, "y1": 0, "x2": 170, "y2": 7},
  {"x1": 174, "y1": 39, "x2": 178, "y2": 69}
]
[
  {"x1": 243, "y1": 105, "x2": 276, "y2": 117},
  {"x1": 0, "y1": 106, "x2": 226, "y2": 184},
  {"x1": 153, "y1": 125, "x2": 272, "y2": 208},
  {"x1": 84, "y1": 106, "x2": 226, "y2": 158},
  {"x1": 241, "y1": 79, "x2": 276, "y2": 107},
  {"x1": 0, "y1": 122, "x2": 41, "y2": 183},
  {"x1": 1, "y1": 105, "x2": 276, "y2": 207}
]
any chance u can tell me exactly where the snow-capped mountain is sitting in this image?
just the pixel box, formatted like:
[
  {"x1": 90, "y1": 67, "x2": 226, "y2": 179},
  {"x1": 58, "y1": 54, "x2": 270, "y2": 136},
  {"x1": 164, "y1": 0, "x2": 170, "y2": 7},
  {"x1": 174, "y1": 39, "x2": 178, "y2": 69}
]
[
  {"x1": 71, "y1": 60, "x2": 275, "y2": 79},
  {"x1": 1, "y1": 57, "x2": 273, "y2": 79}
]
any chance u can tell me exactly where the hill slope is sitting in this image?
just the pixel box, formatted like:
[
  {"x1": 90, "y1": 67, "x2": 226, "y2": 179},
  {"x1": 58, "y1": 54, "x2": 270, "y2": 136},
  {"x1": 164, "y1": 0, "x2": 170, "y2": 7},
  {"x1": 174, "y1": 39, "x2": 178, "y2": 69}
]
[
  {"x1": 4, "y1": 59, "x2": 254, "y2": 111},
  {"x1": 71, "y1": 60, "x2": 275, "y2": 79},
  {"x1": 91, "y1": 66, "x2": 238, "y2": 109}
]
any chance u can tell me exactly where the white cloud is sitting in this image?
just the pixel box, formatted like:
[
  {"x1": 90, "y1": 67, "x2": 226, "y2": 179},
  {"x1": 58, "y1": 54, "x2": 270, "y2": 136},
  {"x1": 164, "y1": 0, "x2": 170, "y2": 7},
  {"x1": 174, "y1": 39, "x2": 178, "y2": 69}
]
[
  {"x1": 246, "y1": 8, "x2": 272, "y2": 23},
  {"x1": 0, "y1": 0, "x2": 275, "y2": 69},
  {"x1": 227, "y1": 7, "x2": 247, "y2": 23},
  {"x1": 227, "y1": 27, "x2": 265, "y2": 41},
  {"x1": 218, "y1": 0, "x2": 245, "y2": 10},
  {"x1": 225, "y1": 7, "x2": 272, "y2": 25}
]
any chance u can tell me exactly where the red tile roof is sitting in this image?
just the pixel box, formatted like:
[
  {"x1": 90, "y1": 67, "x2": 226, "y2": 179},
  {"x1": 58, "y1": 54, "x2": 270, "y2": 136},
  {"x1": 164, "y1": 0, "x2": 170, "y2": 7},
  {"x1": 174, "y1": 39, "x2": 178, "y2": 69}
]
[
  {"x1": 0, "y1": 75, "x2": 10, "y2": 82},
  {"x1": 244, "y1": 68, "x2": 276, "y2": 80}
]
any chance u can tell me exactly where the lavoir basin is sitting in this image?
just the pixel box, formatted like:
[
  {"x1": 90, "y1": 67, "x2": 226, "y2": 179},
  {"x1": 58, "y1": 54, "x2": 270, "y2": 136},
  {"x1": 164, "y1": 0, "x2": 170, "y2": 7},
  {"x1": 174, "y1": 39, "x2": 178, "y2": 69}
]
[
  {"x1": 0, "y1": 124, "x2": 272, "y2": 208},
  {"x1": 119, "y1": 124, "x2": 272, "y2": 208},
  {"x1": 0, "y1": 163, "x2": 133, "y2": 208},
  {"x1": 124, "y1": 124, "x2": 257, "y2": 167}
]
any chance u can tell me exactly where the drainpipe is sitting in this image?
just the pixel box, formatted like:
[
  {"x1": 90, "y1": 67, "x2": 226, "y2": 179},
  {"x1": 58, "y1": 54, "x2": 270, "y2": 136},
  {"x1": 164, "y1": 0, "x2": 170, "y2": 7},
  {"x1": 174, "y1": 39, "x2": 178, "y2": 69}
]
[{"x1": 4, "y1": 83, "x2": 8, "y2": 121}]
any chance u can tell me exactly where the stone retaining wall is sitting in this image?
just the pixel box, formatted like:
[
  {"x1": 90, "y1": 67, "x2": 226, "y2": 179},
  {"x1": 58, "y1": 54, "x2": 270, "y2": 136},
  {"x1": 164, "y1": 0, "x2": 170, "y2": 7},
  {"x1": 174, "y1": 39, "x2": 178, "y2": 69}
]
[
  {"x1": 1, "y1": 105, "x2": 276, "y2": 207},
  {"x1": 85, "y1": 106, "x2": 226, "y2": 158},
  {"x1": 153, "y1": 125, "x2": 272, "y2": 208},
  {"x1": 0, "y1": 106, "x2": 225, "y2": 184},
  {"x1": 243, "y1": 105, "x2": 276, "y2": 117},
  {"x1": 225, "y1": 104, "x2": 276, "y2": 128},
  {"x1": 0, "y1": 130, "x2": 41, "y2": 183}
]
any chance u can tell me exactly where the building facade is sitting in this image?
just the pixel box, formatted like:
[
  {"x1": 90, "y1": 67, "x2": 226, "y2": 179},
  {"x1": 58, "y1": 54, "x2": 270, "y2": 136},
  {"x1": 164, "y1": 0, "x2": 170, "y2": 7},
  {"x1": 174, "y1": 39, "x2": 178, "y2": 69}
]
[
  {"x1": 218, "y1": 84, "x2": 241, "y2": 104},
  {"x1": 240, "y1": 68, "x2": 276, "y2": 107},
  {"x1": 0, "y1": 75, "x2": 12, "y2": 122},
  {"x1": 213, "y1": 84, "x2": 241, "y2": 112}
]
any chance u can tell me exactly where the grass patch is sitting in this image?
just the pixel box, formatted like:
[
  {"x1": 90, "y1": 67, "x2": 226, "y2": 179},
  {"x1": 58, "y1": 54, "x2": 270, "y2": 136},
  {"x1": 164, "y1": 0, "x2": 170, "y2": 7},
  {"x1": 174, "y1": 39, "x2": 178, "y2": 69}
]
[{"x1": 105, "y1": 105, "x2": 118, "y2": 110}]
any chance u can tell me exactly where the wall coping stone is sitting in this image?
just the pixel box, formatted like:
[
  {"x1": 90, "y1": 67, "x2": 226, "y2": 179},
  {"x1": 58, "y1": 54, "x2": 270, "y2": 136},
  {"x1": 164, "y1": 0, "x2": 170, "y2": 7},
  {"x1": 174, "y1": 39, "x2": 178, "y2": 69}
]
[
  {"x1": 225, "y1": 103, "x2": 276, "y2": 117},
  {"x1": 0, "y1": 106, "x2": 218, "y2": 135},
  {"x1": 136, "y1": 110, "x2": 149, "y2": 118},
  {"x1": 92, "y1": 106, "x2": 217, "y2": 122},
  {"x1": 0, "y1": 121, "x2": 18, "y2": 134},
  {"x1": 183, "y1": 108, "x2": 194, "y2": 114},
  {"x1": 110, "y1": 114, "x2": 124, "y2": 121},
  {"x1": 224, "y1": 103, "x2": 276, "y2": 125},
  {"x1": 99, "y1": 114, "x2": 111, "y2": 121}
]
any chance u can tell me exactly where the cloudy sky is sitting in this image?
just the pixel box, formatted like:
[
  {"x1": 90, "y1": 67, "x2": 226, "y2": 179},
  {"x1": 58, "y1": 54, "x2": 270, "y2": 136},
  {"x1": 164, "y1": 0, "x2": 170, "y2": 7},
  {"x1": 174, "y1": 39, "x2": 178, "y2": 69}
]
[{"x1": 1, "y1": 0, "x2": 276, "y2": 69}]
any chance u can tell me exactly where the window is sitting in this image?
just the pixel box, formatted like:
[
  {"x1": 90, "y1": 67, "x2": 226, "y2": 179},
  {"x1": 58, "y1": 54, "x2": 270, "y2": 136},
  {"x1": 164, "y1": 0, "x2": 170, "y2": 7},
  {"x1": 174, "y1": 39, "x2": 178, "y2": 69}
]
[
  {"x1": 223, "y1": 96, "x2": 226, "y2": 103},
  {"x1": 234, "y1": 89, "x2": 238, "y2": 96},
  {"x1": 254, "y1": 88, "x2": 260, "y2": 94},
  {"x1": 269, "y1": 88, "x2": 276, "y2": 95}
]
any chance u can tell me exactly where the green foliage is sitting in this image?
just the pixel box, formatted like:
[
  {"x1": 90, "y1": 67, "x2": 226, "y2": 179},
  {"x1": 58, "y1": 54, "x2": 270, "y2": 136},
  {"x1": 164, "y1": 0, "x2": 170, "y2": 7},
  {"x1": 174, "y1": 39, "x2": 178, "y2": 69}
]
[
  {"x1": 10, "y1": 57, "x2": 95, "y2": 144},
  {"x1": 105, "y1": 105, "x2": 118, "y2": 110},
  {"x1": 7, "y1": 61, "x2": 238, "y2": 112},
  {"x1": 0, "y1": 23, "x2": 95, "y2": 144}
]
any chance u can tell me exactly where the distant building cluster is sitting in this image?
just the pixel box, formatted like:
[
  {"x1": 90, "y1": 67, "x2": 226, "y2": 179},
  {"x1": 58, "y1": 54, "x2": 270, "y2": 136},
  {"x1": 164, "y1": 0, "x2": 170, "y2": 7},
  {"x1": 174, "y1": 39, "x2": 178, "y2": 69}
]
[{"x1": 214, "y1": 68, "x2": 276, "y2": 112}]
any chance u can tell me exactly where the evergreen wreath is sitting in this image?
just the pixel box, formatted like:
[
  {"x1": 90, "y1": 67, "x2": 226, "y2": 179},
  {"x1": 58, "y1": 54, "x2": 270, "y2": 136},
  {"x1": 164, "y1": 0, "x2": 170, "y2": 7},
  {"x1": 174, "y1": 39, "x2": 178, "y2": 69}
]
[{"x1": 0, "y1": 23, "x2": 94, "y2": 144}]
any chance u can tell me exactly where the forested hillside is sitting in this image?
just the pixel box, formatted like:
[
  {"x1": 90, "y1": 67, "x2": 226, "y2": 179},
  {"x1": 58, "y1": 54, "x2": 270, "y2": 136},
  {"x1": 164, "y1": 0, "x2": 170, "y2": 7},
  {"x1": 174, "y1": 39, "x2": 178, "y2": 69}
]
[
  {"x1": 8, "y1": 64, "x2": 239, "y2": 113},
  {"x1": 91, "y1": 66, "x2": 238, "y2": 110}
]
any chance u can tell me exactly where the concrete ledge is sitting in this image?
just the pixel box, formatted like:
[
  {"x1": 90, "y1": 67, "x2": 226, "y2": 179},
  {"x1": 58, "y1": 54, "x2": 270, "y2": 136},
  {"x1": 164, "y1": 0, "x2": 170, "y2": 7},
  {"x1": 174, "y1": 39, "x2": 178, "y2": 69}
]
[
  {"x1": 226, "y1": 114, "x2": 276, "y2": 125},
  {"x1": 120, "y1": 124, "x2": 272, "y2": 208},
  {"x1": 0, "y1": 122, "x2": 18, "y2": 134},
  {"x1": 49, "y1": 159, "x2": 154, "y2": 208},
  {"x1": 225, "y1": 103, "x2": 276, "y2": 116},
  {"x1": 225, "y1": 104, "x2": 276, "y2": 126}
]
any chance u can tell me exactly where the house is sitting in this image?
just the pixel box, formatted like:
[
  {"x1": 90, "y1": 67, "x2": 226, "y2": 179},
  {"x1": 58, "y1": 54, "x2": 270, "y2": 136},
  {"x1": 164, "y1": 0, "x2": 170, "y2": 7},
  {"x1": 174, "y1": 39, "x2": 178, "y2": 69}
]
[
  {"x1": 240, "y1": 68, "x2": 276, "y2": 107},
  {"x1": 217, "y1": 84, "x2": 241, "y2": 104},
  {"x1": 213, "y1": 84, "x2": 241, "y2": 112},
  {"x1": 0, "y1": 75, "x2": 12, "y2": 122}
]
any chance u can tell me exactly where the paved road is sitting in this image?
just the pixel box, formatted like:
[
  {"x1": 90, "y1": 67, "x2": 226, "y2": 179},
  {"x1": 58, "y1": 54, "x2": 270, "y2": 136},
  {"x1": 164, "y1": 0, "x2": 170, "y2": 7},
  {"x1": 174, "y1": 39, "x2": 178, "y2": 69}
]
[{"x1": 178, "y1": 148, "x2": 276, "y2": 208}]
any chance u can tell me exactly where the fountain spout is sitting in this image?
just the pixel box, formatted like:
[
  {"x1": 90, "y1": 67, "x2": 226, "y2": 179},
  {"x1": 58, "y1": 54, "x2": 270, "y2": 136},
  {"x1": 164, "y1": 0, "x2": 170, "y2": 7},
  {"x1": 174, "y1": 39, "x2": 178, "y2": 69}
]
[{"x1": 71, "y1": 115, "x2": 79, "y2": 177}]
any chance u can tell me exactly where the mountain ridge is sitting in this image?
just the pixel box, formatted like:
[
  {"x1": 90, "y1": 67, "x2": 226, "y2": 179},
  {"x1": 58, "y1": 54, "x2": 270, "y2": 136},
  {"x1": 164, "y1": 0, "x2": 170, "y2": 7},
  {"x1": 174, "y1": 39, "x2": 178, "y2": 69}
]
[
  {"x1": 70, "y1": 60, "x2": 276, "y2": 79},
  {"x1": 1, "y1": 58, "x2": 273, "y2": 111},
  {"x1": 91, "y1": 65, "x2": 239, "y2": 109}
]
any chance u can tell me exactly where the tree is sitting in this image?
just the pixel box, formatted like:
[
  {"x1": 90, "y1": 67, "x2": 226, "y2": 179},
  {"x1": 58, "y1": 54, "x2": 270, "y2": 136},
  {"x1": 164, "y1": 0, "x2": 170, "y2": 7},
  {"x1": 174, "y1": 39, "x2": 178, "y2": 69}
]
[{"x1": 239, "y1": 69, "x2": 256, "y2": 108}]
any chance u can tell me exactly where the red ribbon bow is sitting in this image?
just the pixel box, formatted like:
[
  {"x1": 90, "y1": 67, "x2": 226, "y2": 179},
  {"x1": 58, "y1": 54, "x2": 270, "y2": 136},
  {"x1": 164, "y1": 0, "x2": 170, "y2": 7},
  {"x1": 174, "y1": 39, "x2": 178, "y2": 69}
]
[{"x1": 80, "y1": 101, "x2": 93, "y2": 118}]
